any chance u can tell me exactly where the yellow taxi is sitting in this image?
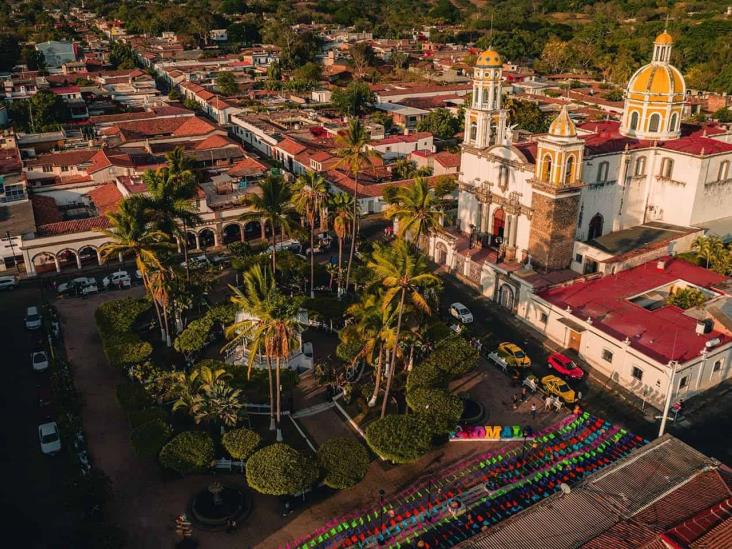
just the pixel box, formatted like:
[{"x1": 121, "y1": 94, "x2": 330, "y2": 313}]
[
  {"x1": 541, "y1": 375, "x2": 578, "y2": 404},
  {"x1": 497, "y1": 342, "x2": 531, "y2": 368}
]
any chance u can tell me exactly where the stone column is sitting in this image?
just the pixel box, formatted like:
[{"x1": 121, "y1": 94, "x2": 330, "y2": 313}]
[
  {"x1": 479, "y1": 202, "x2": 489, "y2": 234},
  {"x1": 96, "y1": 249, "x2": 103, "y2": 266},
  {"x1": 118, "y1": 252, "x2": 123, "y2": 264},
  {"x1": 510, "y1": 214, "x2": 519, "y2": 248},
  {"x1": 239, "y1": 224, "x2": 245, "y2": 242},
  {"x1": 75, "y1": 253, "x2": 82, "y2": 270},
  {"x1": 505, "y1": 214, "x2": 517, "y2": 261},
  {"x1": 54, "y1": 255, "x2": 61, "y2": 273},
  {"x1": 195, "y1": 233, "x2": 201, "y2": 250}
]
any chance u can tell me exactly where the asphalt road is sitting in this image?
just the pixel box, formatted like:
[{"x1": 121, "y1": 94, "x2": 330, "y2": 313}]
[{"x1": 0, "y1": 282, "x2": 78, "y2": 547}]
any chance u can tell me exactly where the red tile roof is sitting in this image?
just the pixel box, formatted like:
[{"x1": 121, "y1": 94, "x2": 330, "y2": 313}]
[
  {"x1": 25, "y1": 150, "x2": 97, "y2": 168},
  {"x1": 227, "y1": 156, "x2": 267, "y2": 178},
  {"x1": 433, "y1": 151, "x2": 460, "y2": 168},
  {"x1": 37, "y1": 216, "x2": 110, "y2": 236},
  {"x1": 193, "y1": 134, "x2": 239, "y2": 150},
  {"x1": 31, "y1": 195, "x2": 63, "y2": 225},
  {"x1": 277, "y1": 138, "x2": 307, "y2": 156},
  {"x1": 691, "y1": 516, "x2": 732, "y2": 548},
  {"x1": 0, "y1": 145, "x2": 22, "y2": 174},
  {"x1": 371, "y1": 132, "x2": 432, "y2": 146},
  {"x1": 87, "y1": 182, "x2": 123, "y2": 216},
  {"x1": 540, "y1": 259, "x2": 729, "y2": 364},
  {"x1": 171, "y1": 116, "x2": 218, "y2": 137},
  {"x1": 667, "y1": 496, "x2": 732, "y2": 546}
]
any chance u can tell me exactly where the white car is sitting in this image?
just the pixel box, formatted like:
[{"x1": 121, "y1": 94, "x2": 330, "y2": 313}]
[
  {"x1": 57, "y1": 277, "x2": 98, "y2": 296},
  {"x1": 25, "y1": 306, "x2": 42, "y2": 330},
  {"x1": 38, "y1": 422, "x2": 62, "y2": 455},
  {"x1": 103, "y1": 270, "x2": 132, "y2": 289},
  {"x1": 267, "y1": 239, "x2": 302, "y2": 254},
  {"x1": 0, "y1": 275, "x2": 17, "y2": 290},
  {"x1": 180, "y1": 255, "x2": 210, "y2": 269},
  {"x1": 450, "y1": 302, "x2": 474, "y2": 324},
  {"x1": 32, "y1": 351, "x2": 49, "y2": 372}
]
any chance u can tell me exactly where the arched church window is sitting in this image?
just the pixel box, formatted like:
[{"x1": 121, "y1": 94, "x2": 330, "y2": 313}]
[
  {"x1": 648, "y1": 113, "x2": 661, "y2": 133},
  {"x1": 635, "y1": 157, "x2": 646, "y2": 176},
  {"x1": 629, "y1": 111, "x2": 640, "y2": 130},
  {"x1": 541, "y1": 154, "x2": 552, "y2": 183},
  {"x1": 597, "y1": 161, "x2": 609, "y2": 183},
  {"x1": 564, "y1": 156, "x2": 575, "y2": 185},
  {"x1": 669, "y1": 113, "x2": 678, "y2": 132},
  {"x1": 660, "y1": 157, "x2": 674, "y2": 179},
  {"x1": 719, "y1": 161, "x2": 730, "y2": 182},
  {"x1": 588, "y1": 213, "x2": 604, "y2": 241},
  {"x1": 469, "y1": 122, "x2": 477, "y2": 141},
  {"x1": 499, "y1": 165, "x2": 509, "y2": 187}
]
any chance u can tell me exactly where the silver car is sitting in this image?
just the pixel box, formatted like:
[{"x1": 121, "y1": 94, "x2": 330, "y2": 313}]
[{"x1": 38, "y1": 422, "x2": 62, "y2": 455}]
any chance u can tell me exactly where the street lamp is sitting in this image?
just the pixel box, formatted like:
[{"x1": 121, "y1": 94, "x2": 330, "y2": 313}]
[
  {"x1": 378, "y1": 489, "x2": 386, "y2": 546},
  {"x1": 5, "y1": 231, "x2": 20, "y2": 274},
  {"x1": 658, "y1": 360, "x2": 679, "y2": 437}
]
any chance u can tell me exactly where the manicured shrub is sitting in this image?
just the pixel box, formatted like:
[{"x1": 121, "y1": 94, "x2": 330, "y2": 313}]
[
  {"x1": 128, "y1": 407, "x2": 167, "y2": 428},
  {"x1": 222, "y1": 428, "x2": 261, "y2": 460},
  {"x1": 96, "y1": 298, "x2": 152, "y2": 367},
  {"x1": 130, "y1": 418, "x2": 172, "y2": 458},
  {"x1": 317, "y1": 437, "x2": 370, "y2": 489},
  {"x1": 405, "y1": 387, "x2": 464, "y2": 434},
  {"x1": 406, "y1": 360, "x2": 444, "y2": 393},
  {"x1": 365, "y1": 414, "x2": 433, "y2": 464},
  {"x1": 105, "y1": 333, "x2": 153, "y2": 367},
  {"x1": 431, "y1": 336, "x2": 479, "y2": 378},
  {"x1": 116, "y1": 382, "x2": 152, "y2": 413},
  {"x1": 159, "y1": 431, "x2": 214, "y2": 475},
  {"x1": 246, "y1": 443, "x2": 319, "y2": 496},
  {"x1": 95, "y1": 298, "x2": 150, "y2": 331},
  {"x1": 173, "y1": 315, "x2": 213, "y2": 354}
]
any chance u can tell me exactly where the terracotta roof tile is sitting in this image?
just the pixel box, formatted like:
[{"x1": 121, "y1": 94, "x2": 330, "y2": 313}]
[
  {"x1": 87, "y1": 182, "x2": 123, "y2": 216},
  {"x1": 227, "y1": 156, "x2": 267, "y2": 178},
  {"x1": 277, "y1": 138, "x2": 307, "y2": 156},
  {"x1": 25, "y1": 150, "x2": 97, "y2": 168},
  {"x1": 31, "y1": 195, "x2": 63, "y2": 225},
  {"x1": 37, "y1": 216, "x2": 110, "y2": 236},
  {"x1": 171, "y1": 116, "x2": 218, "y2": 137}
]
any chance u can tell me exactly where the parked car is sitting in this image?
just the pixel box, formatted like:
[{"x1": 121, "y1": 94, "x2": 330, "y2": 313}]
[
  {"x1": 541, "y1": 375, "x2": 579, "y2": 404},
  {"x1": 211, "y1": 253, "x2": 231, "y2": 269},
  {"x1": 25, "y1": 306, "x2": 42, "y2": 330},
  {"x1": 547, "y1": 352, "x2": 585, "y2": 380},
  {"x1": 38, "y1": 421, "x2": 62, "y2": 455},
  {"x1": 449, "y1": 302, "x2": 474, "y2": 324},
  {"x1": 57, "y1": 277, "x2": 98, "y2": 296},
  {"x1": 0, "y1": 275, "x2": 18, "y2": 290},
  {"x1": 32, "y1": 351, "x2": 49, "y2": 372},
  {"x1": 497, "y1": 342, "x2": 531, "y2": 368},
  {"x1": 102, "y1": 270, "x2": 132, "y2": 289},
  {"x1": 267, "y1": 239, "x2": 302, "y2": 254},
  {"x1": 181, "y1": 255, "x2": 211, "y2": 270}
]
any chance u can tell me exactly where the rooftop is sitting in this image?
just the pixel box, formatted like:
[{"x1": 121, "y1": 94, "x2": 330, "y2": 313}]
[
  {"x1": 588, "y1": 221, "x2": 699, "y2": 259},
  {"x1": 540, "y1": 258, "x2": 729, "y2": 364}
]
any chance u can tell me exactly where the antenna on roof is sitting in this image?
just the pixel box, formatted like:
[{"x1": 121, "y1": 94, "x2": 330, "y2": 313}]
[{"x1": 488, "y1": 12, "x2": 494, "y2": 47}]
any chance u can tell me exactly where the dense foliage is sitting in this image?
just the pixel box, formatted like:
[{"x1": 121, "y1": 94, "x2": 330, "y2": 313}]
[
  {"x1": 173, "y1": 303, "x2": 236, "y2": 354},
  {"x1": 365, "y1": 414, "x2": 434, "y2": 463},
  {"x1": 246, "y1": 443, "x2": 319, "y2": 495},
  {"x1": 130, "y1": 418, "x2": 172, "y2": 458},
  {"x1": 221, "y1": 428, "x2": 261, "y2": 460},
  {"x1": 316, "y1": 437, "x2": 370, "y2": 489},
  {"x1": 96, "y1": 298, "x2": 152, "y2": 368},
  {"x1": 159, "y1": 431, "x2": 215, "y2": 475}
]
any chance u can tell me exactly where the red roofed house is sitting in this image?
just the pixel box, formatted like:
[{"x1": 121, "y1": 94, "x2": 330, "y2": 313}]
[
  {"x1": 367, "y1": 132, "x2": 434, "y2": 160},
  {"x1": 410, "y1": 149, "x2": 460, "y2": 175}
]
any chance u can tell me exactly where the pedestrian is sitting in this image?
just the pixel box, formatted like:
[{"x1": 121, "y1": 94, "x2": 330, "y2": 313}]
[
  {"x1": 577, "y1": 390, "x2": 583, "y2": 401},
  {"x1": 521, "y1": 387, "x2": 528, "y2": 401},
  {"x1": 544, "y1": 395, "x2": 553, "y2": 411},
  {"x1": 573, "y1": 404, "x2": 581, "y2": 416},
  {"x1": 531, "y1": 403, "x2": 537, "y2": 419}
]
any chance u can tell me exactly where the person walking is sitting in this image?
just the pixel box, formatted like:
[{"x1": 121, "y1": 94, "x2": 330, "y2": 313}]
[
  {"x1": 544, "y1": 395, "x2": 553, "y2": 411},
  {"x1": 531, "y1": 403, "x2": 537, "y2": 419},
  {"x1": 521, "y1": 386, "x2": 528, "y2": 401}
]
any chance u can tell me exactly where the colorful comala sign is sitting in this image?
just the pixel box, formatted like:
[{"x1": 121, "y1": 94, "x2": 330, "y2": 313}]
[{"x1": 449, "y1": 424, "x2": 530, "y2": 441}]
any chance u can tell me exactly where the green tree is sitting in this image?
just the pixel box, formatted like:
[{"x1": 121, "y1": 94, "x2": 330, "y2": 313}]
[
  {"x1": 713, "y1": 108, "x2": 732, "y2": 123},
  {"x1": 292, "y1": 172, "x2": 330, "y2": 297},
  {"x1": 666, "y1": 287, "x2": 708, "y2": 310},
  {"x1": 692, "y1": 235, "x2": 725, "y2": 269},
  {"x1": 292, "y1": 62, "x2": 322, "y2": 85},
  {"x1": 317, "y1": 437, "x2": 370, "y2": 489},
  {"x1": 0, "y1": 33, "x2": 21, "y2": 71},
  {"x1": 329, "y1": 192, "x2": 355, "y2": 296},
  {"x1": 222, "y1": 428, "x2": 261, "y2": 460},
  {"x1": 172, "y1": 364, "x2": 244, "y2": 427},
  {"x1": 416, "y1": 108, "x2": 460, "y2": 140},
  {"x1": 331, "y1": 81, "x2": 376, "y2": 117},
  {"x1": 8, "y1": 90, "x2": 69, "y2": 132},
  {"x1": 368, "y1": 240, "x2": 440, "y2": 417},
  {"x1": 216, "y1": 71, "x2": 239, "y2": 96},
  {"x1": 246, "y1": 443, "x2": 319, "y2": 495},
  {"x1": 505, "y1": 97, "x2": 550, "y2": 133},
  {"x1": 365, "y1": 414, "x2": 433, "y2": 463},
  {"x1": 159, "y1": 431, "x2": 214, "y2": 475},
  {"x1": 385, "y1": 177, "x2": 443, "y2": 244},
  {"x1": 349, "y1": 42, "x2": 376, "y2": 79}
]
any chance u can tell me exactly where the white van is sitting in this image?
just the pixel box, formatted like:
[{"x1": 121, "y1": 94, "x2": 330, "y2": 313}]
[{"x1": 25, "y1": 306, "x2": 42, "y2": 330}]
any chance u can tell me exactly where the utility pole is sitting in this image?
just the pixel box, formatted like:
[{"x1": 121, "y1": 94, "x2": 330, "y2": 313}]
[
  {"x1": 658, "y1": 360, "x2": 678, "y2": 437},
  {"x1": 5, "y1": 231, "x2": 20, "y2": 273}
]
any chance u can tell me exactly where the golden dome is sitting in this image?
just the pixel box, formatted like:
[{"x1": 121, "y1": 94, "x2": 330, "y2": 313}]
[
  {"x1": 627, "y1": 63, "x2": 685, "y2": 102},
  {"x1": 655, "y1": 31, "x2": 673, "y2": 45},
  {"x1": 475, "y1": 49, "x2": 502, "y2": 68},
  {"x1": 548, "y1": 105, "x2": 576, "y2": 138}
]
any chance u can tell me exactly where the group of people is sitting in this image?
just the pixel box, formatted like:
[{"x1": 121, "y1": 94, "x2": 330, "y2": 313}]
[{"x1": 469, "y1": 337, "x2": 483, "y2": 352}]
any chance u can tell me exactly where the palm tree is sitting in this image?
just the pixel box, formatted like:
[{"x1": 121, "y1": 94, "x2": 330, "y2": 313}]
[
  {"x1": 225, "y1": 264, "x2": 302, "y2": 441},
  {"x1": 385, "y1": 176, "x2": 443, "y2": 246},
  {"x1": 98, "y1": 196, "x2": 173, "y2": 342},
  {"x1": 173, "y1": 364, "x2": 243, "y2": 427},
  {"x1": 368, "y1": 240, "x2": 440, "y2": 417},
  {"x1": 692, "y1": 235, "x2": 724, "y2": 269},
  {"x1": 292, "y1": 172, "x2": 330, "y2": 298},
  {"x1": 329, "y1": 192, "x2": 355, "y2": 297},
  {"x1": 239, "y1": 173, "x2": 295, "y2": 272},
  {"x1": 334, "y1": 119, "x2": 380, "y2": 293}
]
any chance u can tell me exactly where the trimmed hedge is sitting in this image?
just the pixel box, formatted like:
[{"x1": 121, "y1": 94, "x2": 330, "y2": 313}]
[
  {"x1": 222, "y1": 428, "x2": 261, "y2": 460},
  {"x1": 130, "y1": 418, "x2": 172, "y2": 458},
  {"x1": 116, "y1": 382, "x2": 152, "y2": 413},
  {"x1": 159, "y1": 431, "x2": 214, "y2": 475},
  {"x1": 173, "y1": 304, "x2": 237, "y2": 354},
  {"x1": 246, "y1": 443, "x2": 319, "y2": 496},
  {"x1": 405, "y1": 387, "x2": 464, "y2": 434},
  {"x1": 405, "y1": 360, "x2": 444, "y2": 394},
  {"x1": 317, "y1": 437, "x2": 370, "y2": 489},
  {"x1": 365, "y1": 414, "x2": 434, "y2": 464},
  {"x1": 431, "y1": 336, "x2": 480, "y2": 378},
  {"x1": 96, "y1": 298, "x2": 152, "y2": 368}
]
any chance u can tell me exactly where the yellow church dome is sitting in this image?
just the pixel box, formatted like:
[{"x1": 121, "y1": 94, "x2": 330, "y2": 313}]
[
  {"x1": 627, "y1": 63, "x2": 685, "y2": 102},
  {"x1": 548, "y1": 105, "x2": 576, "y2": 138},
  {"x1": 655, "y1": 31, "x2": 673, "y2": 45},
  {"x1": 476, "y1": 49, "x2": 502, "y2": 68}
]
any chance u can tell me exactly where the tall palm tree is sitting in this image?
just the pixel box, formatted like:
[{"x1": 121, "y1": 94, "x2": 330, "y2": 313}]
[
  {"x1": 692, "y1": 235, "x2": 724, "y2": 269},
  {"x1": 368, "y1": 240, "x2": 440, "y2": 418},
  {"x1": 291, "y1": 172, "x2": 330, "y2": 298},
  {"x1": 335, "y1": 119, "x2": 380, "y2": 293},
  {"x1": 385, "y1": 176, "x2": 443, "y2": 246},
  {"x1": 239, "y1": 173, "x2": 295, "y2": 272},
  {"x1": 173, "y1": 364, "x2": 243, "y2": 427},
  {"x1": 225, "y1": 264, "x2": 302, "y2": 441},
  {"x1": 329, "y1": 192, "x2": 355, "y2": 297},
  {"x1": 98, "y1": 196, "x2": 173, "y2": 342}
]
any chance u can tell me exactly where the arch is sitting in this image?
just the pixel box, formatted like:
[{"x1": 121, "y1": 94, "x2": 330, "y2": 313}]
[
  {"x1": 669, "y1": 112, "x2": 679, "y2": 132},
  {"x1": 648, "y1": 113, "x2": 661, "y2": 133},
  {"x1": 469, "y1": 122, "x2": 478, "y2": 141},
  {"x1": 499, "y1": 165, "x2": 509, "y2": 187},
  {"x1": 597, "y1": 161, "x2": 609, "y2": 183},
  {"x1": 243, "y1": 220, "x2": 261, "y2": 241},
  {"x1": 564, "y1": 155, "x2": 575, "y2": 185},
  {"x1": 498, "y1": 284, "x2": 515, "y2": 309},
  {"x1": 541, "y1": 154, "x2": 552, "y2": 183},
  {"x1": 186, "y1": 231, "x2": 198, "y2": 250},
  {"x1": 635, "y1": 156, "x2": 647, "y2": 176},
  {"x1": 629, "y1": 111, "x2": 640, "y2": 131},
  {"x1": 588, "y1": 213, "x2": 604, "y2": 241},
  {"x1": 660, "y1": 157, "x2": 674, "y2": 179},
  {"x1": 32, "y1": 252, "x2": 57, "y2": 274},
  {"x1": 56, "y1": 248, "x2": 79, "y2": 271},
  {"x1": 492, "y1": 208, "x2": 506, "y2": 240},
  {"x1": 77, "y1": 245, "x2": 98, "y2": 266},
  {"x1": 434, "y1": 241, "x2": 448, "y2": 265},
  {"x1": 222, "y1": 223, "x2": 243, "y2": 244},
  {"x1": 718, "y1": 160, "x2": 730, "y2": 182},
  {"x1": 198, "y1": 228, "x2": 216, "y2": 249}
]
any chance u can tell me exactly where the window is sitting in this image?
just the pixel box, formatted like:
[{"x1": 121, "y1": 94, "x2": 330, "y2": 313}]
[
  {"x1": 669, "y1": 112, "x2": 678, "y2": 132},
  {"x1": 42, "y1": 165, "x2": 52, "y2": 173},
  {"x1": 541, "y1": 154, "x2": 552, "y2": 183},
  {"x1": 660, "y1": 157, "x2": 674, "y2": 179},
  {"x1": 588, "y1": 213, "x2": 604, "y2": 240},
  {"x1": 499, "y1": 165, "x2": 509, "y2": 187},
  {"x1": 575, "y1": 253, "x2": 583, "y2": 263},
  {"x1": 713, "y1": 360, "x2": 722, "y2": 372},
  {"x1": 631, "y1": 366, "x2": 643, "y2": 381},
  {"x1": 564, "y1": 156, "x2": 575, "y2": 185},
  {"x1": 679, "y1": 375, "x2": 688, "y2": 388},
  {"x1": 596, "y1": 161, "x2": 609, "y2": 183},
  {"x1": 61, "y1": 165, "x2": 69, "y2": 172},
  {"x1": 539, "y1": 312, "x2": 548, "y2": 323},
  {"x1": 602, "y1": 349, "x2": 613, "y2": 363},
  {"x1": 635, "y1": 157, "x2": 646, "y2": 176},
  {"x1": 648, "y1": 113, "x2": 661, "y2": 133},
  {"x1": 718, "y1": 161, "x2": 730, "y2": 182},
  {"x1": 629, "y1": 111, "x2": 639, "y2": 130},
  {"x1": 469, "y1": 122, "x2": 477, "y2": 141}
]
